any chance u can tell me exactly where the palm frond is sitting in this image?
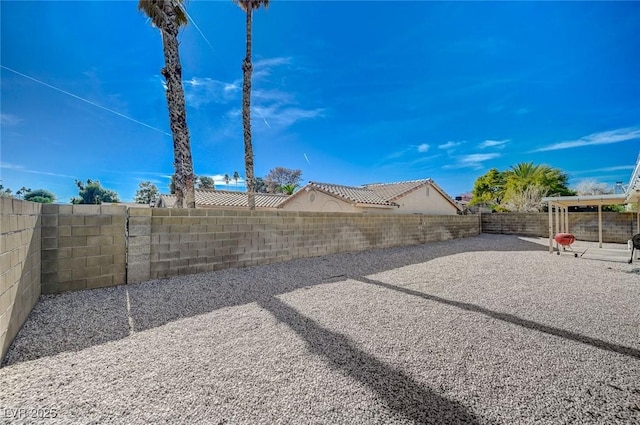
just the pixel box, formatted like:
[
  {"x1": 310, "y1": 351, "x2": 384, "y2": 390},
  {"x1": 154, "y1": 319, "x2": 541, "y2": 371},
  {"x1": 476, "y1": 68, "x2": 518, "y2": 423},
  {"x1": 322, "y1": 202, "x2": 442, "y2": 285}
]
[
  {"x1": 233, "y1": 0, "x2": 269, "y2": 12},
  {"x1": 138, "y1": 0, "x2": 188, "y2": 28}
]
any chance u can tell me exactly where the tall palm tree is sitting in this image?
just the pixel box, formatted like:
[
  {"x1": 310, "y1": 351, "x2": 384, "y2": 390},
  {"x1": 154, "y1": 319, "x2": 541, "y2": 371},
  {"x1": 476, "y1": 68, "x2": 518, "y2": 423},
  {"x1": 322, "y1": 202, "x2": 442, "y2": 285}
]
[
  {"x1": 233, "y1": 171, "x2": 240, "y2": 191},
  {"x1": 233, "y1": 0, "x2": 269, "y2": 209},
  {"x1": 139, "y1": 0, "x2": 196, "y2": 208},
  {"x1": 223, "y1": 173, "x2": 231, "y2": 189}
]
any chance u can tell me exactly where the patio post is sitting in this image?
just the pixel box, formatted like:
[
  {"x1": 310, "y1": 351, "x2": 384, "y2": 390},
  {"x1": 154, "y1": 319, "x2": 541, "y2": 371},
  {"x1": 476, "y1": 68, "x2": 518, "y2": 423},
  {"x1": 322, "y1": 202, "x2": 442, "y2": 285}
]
[
  {"x1": 548, "y1": 201, "x2": 553, "y2": 253},
  {"x1": 598, "y1": 204, "x2": 603, "y2": 248}
]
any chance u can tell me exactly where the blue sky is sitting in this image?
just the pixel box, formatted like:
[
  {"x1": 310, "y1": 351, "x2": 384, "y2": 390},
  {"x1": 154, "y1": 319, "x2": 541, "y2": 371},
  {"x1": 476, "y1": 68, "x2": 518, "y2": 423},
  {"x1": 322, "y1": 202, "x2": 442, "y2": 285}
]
[{"x1": 1, "y1": 1, "x2": 639, "y2": 203}]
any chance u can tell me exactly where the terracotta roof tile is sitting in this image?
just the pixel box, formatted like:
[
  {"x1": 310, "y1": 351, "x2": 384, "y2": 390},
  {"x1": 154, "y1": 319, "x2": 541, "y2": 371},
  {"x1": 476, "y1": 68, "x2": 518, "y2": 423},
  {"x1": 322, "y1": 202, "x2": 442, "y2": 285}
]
[
  {"x1": 159, "y1": 190, "x2": 288, "y2": 208},
  {"x1": 364, "y1": 179, "x2": 431, "y2": 201},
  {"x1": 307, "y1": 182, "x2": 395, "y2": 206}
]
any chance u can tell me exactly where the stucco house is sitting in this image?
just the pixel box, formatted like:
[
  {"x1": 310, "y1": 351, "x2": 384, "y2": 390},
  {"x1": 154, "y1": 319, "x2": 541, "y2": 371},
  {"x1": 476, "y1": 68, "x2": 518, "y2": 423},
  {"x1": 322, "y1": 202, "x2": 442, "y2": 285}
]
[
  {"x1": 157, "y1": 189, "x2": 288, "y2": 210},
  {"x1": 156, "y1": 179, "x2": 460, "y2": 215},
  {"x1": 278, "y1": 179, "x2": 461, "y2": 215}
]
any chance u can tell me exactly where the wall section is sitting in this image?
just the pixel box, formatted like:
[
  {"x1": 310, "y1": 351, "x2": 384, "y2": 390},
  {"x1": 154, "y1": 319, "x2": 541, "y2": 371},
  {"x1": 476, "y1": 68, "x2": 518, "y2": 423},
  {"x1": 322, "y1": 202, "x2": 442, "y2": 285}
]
[
  {"x1": 0, "y1": 198, "x2": 41, "y2": 361},
  {"x1": 127, "y1": 209, "x2": 480, "y2": 283},
  {"x1": 481, "y1": 212, "x2": 636, "y2": 243},
  {"x1": 40, "y1": 204, "x2": 127, "y2": 294}
]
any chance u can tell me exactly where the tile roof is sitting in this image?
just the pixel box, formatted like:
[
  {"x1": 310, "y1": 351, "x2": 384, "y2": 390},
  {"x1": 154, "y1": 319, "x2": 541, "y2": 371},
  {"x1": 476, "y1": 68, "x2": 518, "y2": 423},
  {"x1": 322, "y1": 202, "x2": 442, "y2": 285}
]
[
  {"x1": 364, "y1": 179, "x2": 432, "y2": 201},
  {"x1": 365, "y1": 178, "x2": 460, "y2": 211},
  {"x1": 305, "y1": 182, "x2": 396, "y2": 207},
  {"x1": 159, "y1": 190, "x2": 288, "y2": 209}
]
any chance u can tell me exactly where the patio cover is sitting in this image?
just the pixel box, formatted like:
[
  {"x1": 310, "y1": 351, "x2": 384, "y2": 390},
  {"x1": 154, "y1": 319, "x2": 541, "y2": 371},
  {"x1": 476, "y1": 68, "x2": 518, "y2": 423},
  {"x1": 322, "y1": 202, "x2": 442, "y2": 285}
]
[{"x1": 542, "y1": 152, "x2": 640, "y2": 252}]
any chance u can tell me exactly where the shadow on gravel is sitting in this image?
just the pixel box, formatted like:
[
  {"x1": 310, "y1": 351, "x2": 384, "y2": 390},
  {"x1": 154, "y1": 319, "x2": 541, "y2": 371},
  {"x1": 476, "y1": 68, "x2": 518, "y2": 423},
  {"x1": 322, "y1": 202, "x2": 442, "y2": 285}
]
[
  {"x1": 257, "y1": 296, "x2": 483, "y2": 424},
  {"x1": 3, "y1": 234, "x2": 548, "y2": 366},
  {"x1": 353, "y1": 276, "x2": 640, "y2": 361}
]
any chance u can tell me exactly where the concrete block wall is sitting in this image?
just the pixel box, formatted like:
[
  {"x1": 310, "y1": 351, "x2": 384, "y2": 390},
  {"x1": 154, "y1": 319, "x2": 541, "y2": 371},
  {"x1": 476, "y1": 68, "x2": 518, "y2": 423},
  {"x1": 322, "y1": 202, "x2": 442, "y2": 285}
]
[
  {"x1": 127, "y1": 208, "x2": 480, "y2": 283},
  {"x1": 40, "y1": 204, "x2": 127, "y2": 294},
  {"x1": 1, "y1": 198, "x2": 41, "y2": 362},
  {"x1": 481, "y1": 212, "x2": 637, "y2": 243}
]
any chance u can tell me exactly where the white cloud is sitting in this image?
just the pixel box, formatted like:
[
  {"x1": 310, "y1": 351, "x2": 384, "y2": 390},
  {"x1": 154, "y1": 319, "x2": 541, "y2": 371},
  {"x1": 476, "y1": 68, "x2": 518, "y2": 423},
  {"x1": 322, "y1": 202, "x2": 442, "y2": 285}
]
[
  {"x1": 252, "y1": 57, "x2": 292, "y2": 79},
  {"x1": 479, "y1": 139, "x2": 509, "y2": 149},
  {"x1": 417, "y1": 143, "x2": 429, "y2": 153},
  {"x1": 182, "y1": 57, "x2": 320, "y2": 131},
  {"x1": 0, "y1": 162, "x2": 76, "y2": 178},
  {"x1": 183, "y1": 77, "x2": 241, "y2": 107},
  {"x1": 254, "y1": 57, "x2": 292, "y2": 68},
  {"x1": 253, "y1": 105, "x2": 323, "y2": 128},
  {"x1": 445, "y1": 153, "x2": 501, "y2": 169},
  {"x1": 438, "y1": 141, "x2": 463, "y2": 150},
  {"x1": 0, "y1": 113, "x2": 22, "y2": 126},
  {"x1": 535, "y1": 127, "x2": 640, "y2": 152}
]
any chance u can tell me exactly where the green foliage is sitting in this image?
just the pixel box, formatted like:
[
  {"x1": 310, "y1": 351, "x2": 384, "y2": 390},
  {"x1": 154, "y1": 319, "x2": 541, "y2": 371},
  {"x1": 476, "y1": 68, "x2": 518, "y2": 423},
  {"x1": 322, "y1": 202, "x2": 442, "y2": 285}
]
[
  {"x1": 470, "y1": 163, "x2": 573, "y2": 212},
  {"x1": 24, "y1": 189, "x2": 56, "y2": 203},
  {"x1": 135, "y1": 181, "x2": 159, "y2": 204},
  {"x1": 469, "y1": 168, "x2": 505, "y2": 208},
  {"x1": 254, "y1": 177, "x2": 268, "y2": 193},
  {"x1": 138, "y1": 0, "x2": 188, "y2": 28},
  {"x1": 71, "y1": 179, "x2": 120, "y2": 204},
  {"x1": 197, "y1": 176, "x2": 215, "y2": 190},
  {"x1": 265, "y1": 167, "x2": 303, "y2": 193},
  {"x1": 16, "y1": 186, "x2": 31, "y2": 199},
  {"x1": 233, "y1": 171, "x2": 240, "y2": 190},
  {"x1": 0, "y1": 183, "x2": 14, "y2": 198},
  {"x1": 604, "y1": 204, "x2": 625, "y2": 212},
  {"x1": 169, "y1": 175, "x2": 176, "y2": 194},
  {"x1": 278, "y1": 183, "x2": 299, "y2": 195}
]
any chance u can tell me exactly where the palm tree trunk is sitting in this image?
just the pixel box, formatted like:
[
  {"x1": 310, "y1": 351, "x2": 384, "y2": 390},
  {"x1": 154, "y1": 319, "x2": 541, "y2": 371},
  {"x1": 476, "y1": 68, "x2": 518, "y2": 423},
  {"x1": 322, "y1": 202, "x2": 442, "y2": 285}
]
[
  {"x1": 242, "y1": 9, "x2": 256, "y2": 210},
  {"x1": 161, "y1": 1, "x2": 195, "y2": 208}
]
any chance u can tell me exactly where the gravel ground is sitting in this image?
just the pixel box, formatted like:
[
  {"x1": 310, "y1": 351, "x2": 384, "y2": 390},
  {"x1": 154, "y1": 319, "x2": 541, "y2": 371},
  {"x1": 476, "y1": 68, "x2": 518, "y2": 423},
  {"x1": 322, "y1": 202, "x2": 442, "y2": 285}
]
[{"x1": 1, "y1": 234, "x2": 639, "y2": 424}]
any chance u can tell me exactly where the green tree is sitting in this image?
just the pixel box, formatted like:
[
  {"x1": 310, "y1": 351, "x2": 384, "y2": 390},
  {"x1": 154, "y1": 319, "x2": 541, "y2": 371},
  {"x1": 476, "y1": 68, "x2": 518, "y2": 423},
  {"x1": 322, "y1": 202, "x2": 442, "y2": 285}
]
[
  {"x1": 264, "y1": 167, "x2": 302, "y2": 193},
  {"x1": 254, "y1": 176, "x2": 268, "y2": 193},
  {"x1": 197, "y1": 176, "x2": 216, "y2": 189},
  {"x1": 279, "y1": 183, "x2": 298, "y2": 195},
  {"x1": 502, "y1": 185, "x2": 548, "y2": 212},
  {"x1": 16, "y1": 186, "x2": 31, "y2": 199},
  {"x1": 0, "y1": 183, "x2": 14, "y2": 198},
  {"x1": 503, "y1": 162, "x2": 572, "y2": 200},
  {"x1": 135, "y1": 181, "x2": 160, "y2": 204},
  {"x1": 24, "y1": 189, "x2": 56, "y2": 204},
  {"x1": 234, "y1": 0, "x2": 270, "y2": 209},
  {"x1": 139, "y1": 0, "x2": 196, "y2": 208},
  {"x1": 469, "y1": 168, "x2": 505, "y2": 208},
  {"x1": 223, "y1": 173, "x2": 231, "y2": 189},
  {"x1": 71, "y1": 179, "x2": 120, "y2": 204},
  {"x1": 233, "y1": 171, "x2": 240, "y2": 191},
  {"x1": 470, "y1": 163, "x2": 573, "y2": 212},
  {"x1": 168, "y1": 174, "x2": 176, "y2": 194}
]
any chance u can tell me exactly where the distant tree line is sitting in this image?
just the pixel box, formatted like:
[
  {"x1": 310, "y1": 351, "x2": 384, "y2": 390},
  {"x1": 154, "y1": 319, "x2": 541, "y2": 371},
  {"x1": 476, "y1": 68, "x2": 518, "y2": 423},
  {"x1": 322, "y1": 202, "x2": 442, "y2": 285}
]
[
  {"x1": 0, "y1": 183, "x2": 57, "y2": 203},
  {"x1": 132, "y1": 166, "x2": 303, "y2": 205},
  {"x1": 470, "y1": 162, "x2": 624, "y2": 212}
]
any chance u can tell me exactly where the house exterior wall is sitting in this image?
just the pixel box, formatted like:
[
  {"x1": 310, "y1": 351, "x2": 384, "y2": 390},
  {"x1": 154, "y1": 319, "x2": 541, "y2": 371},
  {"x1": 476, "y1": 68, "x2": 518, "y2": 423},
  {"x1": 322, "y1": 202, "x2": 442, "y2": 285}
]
[
  {"x1": 391, "y1": 184, "x2": 459, "y2": 215},
  {"x1": 279, "y1": 189, "x2": 362, "y2": 213}
]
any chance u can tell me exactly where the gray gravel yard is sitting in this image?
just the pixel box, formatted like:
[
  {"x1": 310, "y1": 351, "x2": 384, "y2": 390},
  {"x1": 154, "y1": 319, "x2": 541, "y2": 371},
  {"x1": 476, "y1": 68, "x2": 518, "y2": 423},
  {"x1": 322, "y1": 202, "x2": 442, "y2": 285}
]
[{"x1": 1, "y1": 234, "x2": 639, "y2": 424}]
